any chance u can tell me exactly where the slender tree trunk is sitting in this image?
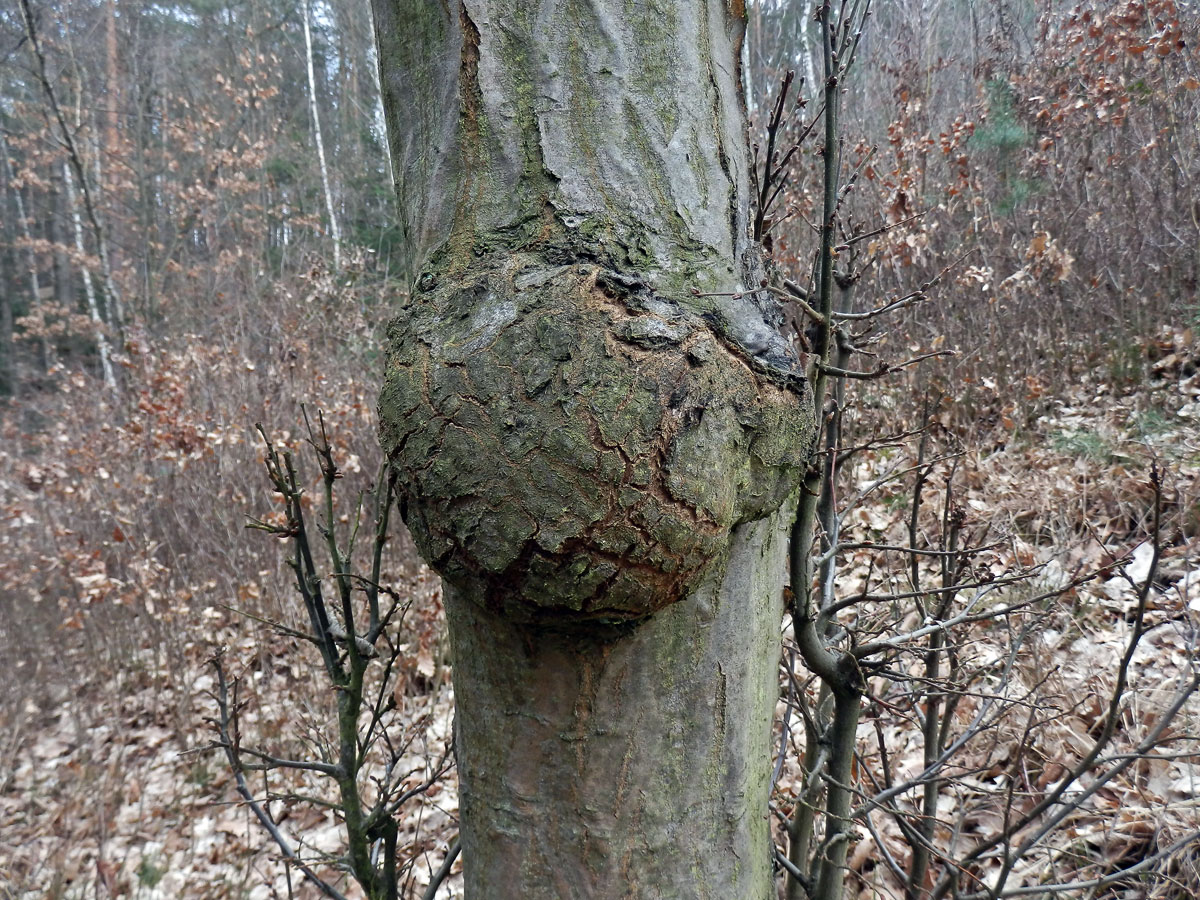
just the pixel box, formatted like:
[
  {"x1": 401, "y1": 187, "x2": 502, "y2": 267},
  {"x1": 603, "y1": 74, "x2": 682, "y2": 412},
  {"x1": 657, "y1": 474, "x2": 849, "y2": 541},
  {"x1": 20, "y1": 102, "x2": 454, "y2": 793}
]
[
  {"x1": 49, "y1": 164, "x2": 73, "y2": 310},
  {"x1": 0, "y1": 143, "x2": 17, "y2": 397},
  {"x1": 64, "y1": 162, "x2": 116, "y2": 389},
  {"x1": 0, "y1": 265, "x2": 12, "y2": 397},
  {"x1": 1, "y1": 135, "x2": 52, "y2": 374},
  {"x1": 304, "y1": 0, "x2": 342, "y2": 271},
  {"x1": 103, "y1": 0, "x2": 123, "y2": 280},
  {"x1": 373, "y1": 2, "x2": 815, "y2": 895}
]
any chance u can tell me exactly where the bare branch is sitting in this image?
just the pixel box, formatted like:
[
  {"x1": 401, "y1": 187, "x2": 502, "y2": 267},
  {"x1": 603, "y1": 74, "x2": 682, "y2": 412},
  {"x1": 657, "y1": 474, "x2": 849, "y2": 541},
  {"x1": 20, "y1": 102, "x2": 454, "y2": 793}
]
[{"x1": 204, "y1": 654, "x2": 349, "y2": 900}]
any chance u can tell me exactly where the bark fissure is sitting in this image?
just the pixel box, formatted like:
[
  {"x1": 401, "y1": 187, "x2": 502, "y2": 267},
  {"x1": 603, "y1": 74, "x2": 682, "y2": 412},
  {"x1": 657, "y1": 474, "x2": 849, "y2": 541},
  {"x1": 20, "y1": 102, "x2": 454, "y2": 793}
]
[{"x1": 449, "y1": 3, "x2": 485, "y2": 263}]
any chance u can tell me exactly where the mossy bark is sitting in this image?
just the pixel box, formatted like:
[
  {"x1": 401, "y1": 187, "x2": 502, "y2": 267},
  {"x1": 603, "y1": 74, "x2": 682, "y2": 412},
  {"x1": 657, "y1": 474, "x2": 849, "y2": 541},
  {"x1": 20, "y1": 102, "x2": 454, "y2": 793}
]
[
  {"x1": 379, "y1": 255, "x2": 810, "y2": 621},
  {"x1": 372, "y1": 1, "x2": 815, "y2": 895}
]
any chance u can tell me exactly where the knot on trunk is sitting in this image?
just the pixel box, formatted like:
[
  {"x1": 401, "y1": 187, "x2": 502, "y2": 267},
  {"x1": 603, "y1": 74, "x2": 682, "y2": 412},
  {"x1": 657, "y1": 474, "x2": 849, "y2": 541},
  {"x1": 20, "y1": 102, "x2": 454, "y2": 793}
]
[{"x1": 379, "y1": 253, "x2": 812, "y2": 623}]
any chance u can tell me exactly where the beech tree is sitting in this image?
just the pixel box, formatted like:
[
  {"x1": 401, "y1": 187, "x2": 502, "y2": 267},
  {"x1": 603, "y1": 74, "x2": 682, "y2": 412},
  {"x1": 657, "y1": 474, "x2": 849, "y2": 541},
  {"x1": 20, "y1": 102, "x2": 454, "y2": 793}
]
[{"x1": 371, "y1": 1, "x2": 814, "y2": 896}]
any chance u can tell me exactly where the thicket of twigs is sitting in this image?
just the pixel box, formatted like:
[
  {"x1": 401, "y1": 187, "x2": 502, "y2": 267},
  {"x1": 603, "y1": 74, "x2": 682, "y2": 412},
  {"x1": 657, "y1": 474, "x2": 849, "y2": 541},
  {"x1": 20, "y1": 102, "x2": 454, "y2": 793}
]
[{"x1": 753, "y1": 5, "x2": 1199, "y2": 898}]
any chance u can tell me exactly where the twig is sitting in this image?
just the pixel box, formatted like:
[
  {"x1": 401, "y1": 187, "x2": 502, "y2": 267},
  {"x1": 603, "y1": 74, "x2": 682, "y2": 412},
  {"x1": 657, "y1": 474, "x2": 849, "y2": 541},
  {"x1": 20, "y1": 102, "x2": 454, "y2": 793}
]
[
  {"x1": 816, "y1": 349, "x2": 956, "y2": 380},
  {"x1": 959, "y1": 827, "x2": 1200, "y2": 899},
  {"x1": 421, "y1": 838, "x2": 461, "y2": 900},
  {"x1": 206, "y1": 653, "x2": 348, "y2": 900}
]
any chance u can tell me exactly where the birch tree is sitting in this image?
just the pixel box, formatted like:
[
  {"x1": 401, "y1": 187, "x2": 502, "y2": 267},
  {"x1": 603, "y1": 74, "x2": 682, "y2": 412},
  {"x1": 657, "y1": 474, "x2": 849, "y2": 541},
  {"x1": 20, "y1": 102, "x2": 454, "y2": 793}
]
[{"x1": 303, "y1": 0, "x2": 342, "y2": 272}]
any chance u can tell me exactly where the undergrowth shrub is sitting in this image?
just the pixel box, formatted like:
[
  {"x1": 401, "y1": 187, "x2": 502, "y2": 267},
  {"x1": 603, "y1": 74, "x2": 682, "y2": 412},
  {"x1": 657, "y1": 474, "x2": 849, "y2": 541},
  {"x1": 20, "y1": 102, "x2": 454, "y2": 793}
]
[{"x1": 0, "y1": 251, "x2": 416, "y2": 711}]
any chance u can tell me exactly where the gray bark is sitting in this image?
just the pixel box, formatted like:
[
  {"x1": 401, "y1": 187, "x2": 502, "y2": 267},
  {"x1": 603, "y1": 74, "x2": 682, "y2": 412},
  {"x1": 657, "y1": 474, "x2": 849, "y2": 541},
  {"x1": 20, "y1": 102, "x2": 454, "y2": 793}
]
[
  {"x1": 446, "y1": 513, "x2": 789, "y2": 898},
  {"x1": 375, "y1": 0, "x2": 754, "y2": 289},
  {"x1": 371, "y1": 2, "x2": 816, "y2": 895},
  {"x1": 50, "y1": 165, "x2": 73, "y2": 309}
]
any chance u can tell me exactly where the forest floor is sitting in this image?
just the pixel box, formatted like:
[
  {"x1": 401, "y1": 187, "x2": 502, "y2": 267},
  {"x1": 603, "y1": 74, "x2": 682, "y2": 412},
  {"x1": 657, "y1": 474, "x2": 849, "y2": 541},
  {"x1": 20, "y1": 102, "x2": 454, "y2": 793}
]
[{"x1": 1, "y1": 327, "x2": 1198, "y2": 900}]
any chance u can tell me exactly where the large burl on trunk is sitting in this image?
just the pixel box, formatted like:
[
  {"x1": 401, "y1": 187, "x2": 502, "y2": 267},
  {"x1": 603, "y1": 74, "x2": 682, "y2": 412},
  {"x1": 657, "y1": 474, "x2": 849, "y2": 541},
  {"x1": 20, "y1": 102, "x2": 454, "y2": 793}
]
[{"x1": 372, "y1": 1, "x2": 815, "y2": 896}]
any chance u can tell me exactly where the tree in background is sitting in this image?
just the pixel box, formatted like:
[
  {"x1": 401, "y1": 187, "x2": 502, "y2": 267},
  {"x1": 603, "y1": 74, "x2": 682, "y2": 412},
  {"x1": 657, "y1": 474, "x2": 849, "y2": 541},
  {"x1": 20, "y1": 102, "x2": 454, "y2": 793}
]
[{"x1": 0, "y1": 0, "x2": 399, "y2": 395}]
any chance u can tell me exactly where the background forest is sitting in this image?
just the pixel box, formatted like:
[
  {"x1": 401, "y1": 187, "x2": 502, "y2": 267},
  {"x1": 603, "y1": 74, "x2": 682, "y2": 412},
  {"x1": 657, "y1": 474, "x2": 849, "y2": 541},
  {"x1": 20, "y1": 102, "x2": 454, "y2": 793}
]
[{"x1": 1, "y1": 0, "x2": 1198, "y2": 897}]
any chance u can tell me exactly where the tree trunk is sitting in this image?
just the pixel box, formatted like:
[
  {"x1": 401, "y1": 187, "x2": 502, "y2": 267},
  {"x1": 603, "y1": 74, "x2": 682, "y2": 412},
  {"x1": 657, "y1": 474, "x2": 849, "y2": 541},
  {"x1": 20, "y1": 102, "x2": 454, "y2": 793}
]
[
  {"x1": 445, "y1": 514, "x2": 789, "y2": 898},
  {"x1": 50, "y1": 164, "x2": 74, "y2": 310},
  {"x1": 63, "y1": 161, "x2": 116, "y2": 389},
  {"x1": 304, "y1": 0, "x2": 342, "y2": 271},
  {"x1": 103, "y1": 0, "x2": 122, "y2": 279},
  {"x1": 0, "y1": 142, "x2": 16, "y2": 397},
  {"x1": 372, "y1": 2, "x2": 815, "y2": 895}
]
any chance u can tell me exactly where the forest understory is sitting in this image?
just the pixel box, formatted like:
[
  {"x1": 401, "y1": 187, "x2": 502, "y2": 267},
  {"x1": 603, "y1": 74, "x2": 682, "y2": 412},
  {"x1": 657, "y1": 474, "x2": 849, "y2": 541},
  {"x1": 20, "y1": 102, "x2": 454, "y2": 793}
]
[{"x1": 1, "y1": 316, "x2": 1197, "y2": 900}]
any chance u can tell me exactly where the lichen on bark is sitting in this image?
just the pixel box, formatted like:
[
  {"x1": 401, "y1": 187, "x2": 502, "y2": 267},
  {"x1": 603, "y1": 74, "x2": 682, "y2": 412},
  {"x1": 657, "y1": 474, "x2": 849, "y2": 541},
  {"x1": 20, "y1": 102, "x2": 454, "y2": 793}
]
[{"x1": 380, "y1": 244, "x2": 812, "y2": 622}]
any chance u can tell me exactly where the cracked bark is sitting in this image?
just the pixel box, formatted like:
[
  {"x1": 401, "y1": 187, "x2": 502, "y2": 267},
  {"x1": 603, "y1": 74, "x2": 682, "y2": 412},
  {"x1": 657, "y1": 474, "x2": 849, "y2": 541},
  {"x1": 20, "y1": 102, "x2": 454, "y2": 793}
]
[{"x1": 371, "y1": 2, "x2": 815, "y2": 895}]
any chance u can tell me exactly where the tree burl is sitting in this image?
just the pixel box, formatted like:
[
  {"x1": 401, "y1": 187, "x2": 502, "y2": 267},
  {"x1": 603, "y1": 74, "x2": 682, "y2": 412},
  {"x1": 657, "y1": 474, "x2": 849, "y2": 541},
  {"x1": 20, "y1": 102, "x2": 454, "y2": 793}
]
[{"x1": 379, "y1": 250, "x2": 812, "y2": 623}]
